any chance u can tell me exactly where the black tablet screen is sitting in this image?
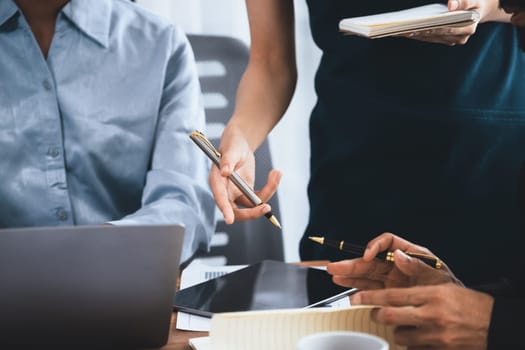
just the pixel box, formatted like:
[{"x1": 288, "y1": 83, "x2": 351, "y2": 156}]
[{"x1": 173, "y1": 260, "x2": 356, "y2": 317}]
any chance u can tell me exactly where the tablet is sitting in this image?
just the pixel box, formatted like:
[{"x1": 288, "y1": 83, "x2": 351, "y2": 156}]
[{"x1": 173, "y1": 260, "x2": 357, "y2": 317}]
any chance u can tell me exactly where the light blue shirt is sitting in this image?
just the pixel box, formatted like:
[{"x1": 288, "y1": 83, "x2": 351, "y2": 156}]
[{"x1": 0, "y1": 0, "x2": 216, "y2": 262}]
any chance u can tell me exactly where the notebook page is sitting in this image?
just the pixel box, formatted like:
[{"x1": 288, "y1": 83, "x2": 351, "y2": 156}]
[
  {"x1": 189, "y1": 337, "x2": 211, "y2": 350},
  {"x1": 209, "y1": 306, "x2": 405, "y2": 350},
  {"x1": 349, "y1": 4, "x2": 457, "y2": 26}
]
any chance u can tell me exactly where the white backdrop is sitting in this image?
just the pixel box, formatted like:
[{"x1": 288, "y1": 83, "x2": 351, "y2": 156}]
[{"x1": 136, "y1": 0, "x2": 321, "y2": 262}]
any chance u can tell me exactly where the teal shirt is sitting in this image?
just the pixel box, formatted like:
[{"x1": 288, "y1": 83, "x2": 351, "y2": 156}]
[
  {"x1": 301, "y1": 0, "x2": 525, "y2": 286},
  {"x1": 0, "y1": 0, "x2": 217, "y2": 262}
]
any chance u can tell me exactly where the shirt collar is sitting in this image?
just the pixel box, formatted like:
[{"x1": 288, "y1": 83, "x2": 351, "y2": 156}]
[
  {"x1": 62, "y1": 0, "x2": 112, "y2": 48},
  {"x1": 0, "y1": 0, "x2": 18, "y2": 27}
]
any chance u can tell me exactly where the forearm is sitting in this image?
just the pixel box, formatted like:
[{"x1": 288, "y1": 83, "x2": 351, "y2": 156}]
[
  {"x1": 227, "y1": 58, "x2": 297, "y2": 151},
  {"x1": 110, "y1": 178, "x2": 216, "y2": 263},
  {"x1": 225, "y1": 0, "x2": 297, "y2": 152}
]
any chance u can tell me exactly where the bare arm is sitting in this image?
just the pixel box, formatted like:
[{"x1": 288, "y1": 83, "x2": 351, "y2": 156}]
[
  {"x1": 210, "y1": 0, "x2": 297, "y2": 223},
  {"x1": 227, "y1": 0, "x2": 297, "y2": 151}
]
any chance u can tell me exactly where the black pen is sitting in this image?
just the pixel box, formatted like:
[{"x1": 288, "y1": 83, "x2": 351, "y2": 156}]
[
  {"x1": 190, "y1": 131, "x2": 281, "y2": 229},
  {"x1": 309, "y1": 236, "x2": 442, "y2": 269}
]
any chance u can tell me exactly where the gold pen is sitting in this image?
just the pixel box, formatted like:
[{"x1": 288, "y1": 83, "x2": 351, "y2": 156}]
[
  {"x1": 190, "y1": 131, "x2": 281, "y2": 229},
  {"x1": 309, "y1": 236, "x2": 442, "y2": 269}
]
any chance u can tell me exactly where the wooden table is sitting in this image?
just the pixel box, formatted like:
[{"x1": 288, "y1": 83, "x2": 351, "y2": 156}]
[
  {"x1": 161, "y1": 261, "x2": 330, "y2": 350},
  {"x1": 161, "y1": 313, "x2": 206, "y2": 350}
]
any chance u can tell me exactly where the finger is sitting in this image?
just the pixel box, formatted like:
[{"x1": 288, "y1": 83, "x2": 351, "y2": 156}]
[
  {"x1": 395, "y1": 326, "x2": 443, "y2": 347},
  {"x1": 449, "y1": 0, "x2": 460, "y2": 11},
  {"x1": 218, "y1": 139, "x2": 246, "y2": 177},
  {"x1": 392, "y1": 250, "x2": 438, "y2": 277},
  {"x1": 410, "y1": 36, "x2": 467, "y2": 46},
  {"x1": 363, "y1": 233, "x2": 414, "y2": 262},
  {"x1": 372, "y1": 306, "x2": 424, "y2": 327},
  {"x1": 209, "y1": 166, "x2": 235, "y2": 224},
  {"x1": 332, "y1": 275, "x2": 385, "y2": 290},
  {"x1": 352, "y1": 287, "x2": 428, "y2": 307},
  {"x1": 255, "y1": 169, "x2": 282, "y2": 202},
  {"x1": 232, "y1": 203, "x2": 272, "y2": 222},
  {"x1": 426, "y1": 24, "x2": 476, "y2": 37},
  {"x1": 327, "y1": 258, "x2": 392, "y2": 279},
  {"x1": 234, "y1": 192, "x2": 257, "y2": 208},
  {"x1": 449, "y1": 0, "x2": 476, "y2": 11}
]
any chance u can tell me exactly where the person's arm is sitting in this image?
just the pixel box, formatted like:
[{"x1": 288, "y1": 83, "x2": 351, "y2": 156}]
[
  {"x1": 111, "y1": 26, "x2": 217, "y2": 263},
  {"x1": 353, "y1": 283, "x2": 494, "y2": 349},
  {"x1": 403, "y1": 0, "x2": 511, "y2": 46},
  {"x1": 209, "y1": 0, "x2": 296, "y2": 224}
]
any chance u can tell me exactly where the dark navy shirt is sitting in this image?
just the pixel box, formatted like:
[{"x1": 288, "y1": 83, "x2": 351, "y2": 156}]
[{"x1": 301, "y1": 0, "x2": 525, "y2": 286}]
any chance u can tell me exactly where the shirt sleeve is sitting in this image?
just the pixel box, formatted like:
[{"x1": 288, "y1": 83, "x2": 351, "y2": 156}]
[
  {"x1": 487, "y1": 297, "x2": 525, "y2": 348},
  {"x1": 110, "y1": 25, "x2": 217, "y2": 263}
]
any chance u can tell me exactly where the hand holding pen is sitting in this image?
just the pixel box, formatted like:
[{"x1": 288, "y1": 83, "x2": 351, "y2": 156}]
[
  {"x1": 309, "y1": 236, "x2": 442, "y2": 269},
  {"x1": 191, "y1": 131, "x2": 282, "y2": 228},
  {"x1": 325, "y1": 232, "x2": 463, "y2": 290}
]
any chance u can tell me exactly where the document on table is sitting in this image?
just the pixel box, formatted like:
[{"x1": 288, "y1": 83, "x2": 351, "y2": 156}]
[{"x1": 176, "y1": 262, "x2": 350, "y2": 332}]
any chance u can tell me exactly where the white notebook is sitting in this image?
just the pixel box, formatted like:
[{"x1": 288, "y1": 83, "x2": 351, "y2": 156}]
[
  {"x1": 339, "y1": 3, "x2": 480, "y2": 38},
  {"x1": 189, "y1": 306, "x2": 405, "y2": 350}
]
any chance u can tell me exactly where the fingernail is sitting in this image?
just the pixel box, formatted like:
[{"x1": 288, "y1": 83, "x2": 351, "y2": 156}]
[
  {"x1": 396, "y1": 249, "x2": 411, "y2": 262},
  {"x1": 364, "y1": 246, "x2": 372, "y2": 257},
  {"x1": 449, "y1": 0, "x2": 459, "y2": 10},
  {"x1": 261, "y1": 204, "x2": 271, "y2": 213},
  {"x1": 221, "y1": 165, "x2": 230, "y2": 174}
]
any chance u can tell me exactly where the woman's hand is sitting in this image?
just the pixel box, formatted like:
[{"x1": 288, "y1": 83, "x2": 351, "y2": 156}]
[
  {"x1": 209, "y1": 125, "x2": 282, "y2": 224},
  {"x1": 327, "y1": 233, "x2": 461, "y2": 290},
  {"x1": 402, "y1": 0, "x2": 508, "y2": 46}
]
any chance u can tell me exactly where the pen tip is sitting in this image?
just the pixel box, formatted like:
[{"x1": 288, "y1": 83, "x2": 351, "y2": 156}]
[
  {"x1": 269, "y1": 215, "x2": 282, "y2": 229},
  {"x1": 308, "y1": 236, "x2": 324, "y2": 245}
]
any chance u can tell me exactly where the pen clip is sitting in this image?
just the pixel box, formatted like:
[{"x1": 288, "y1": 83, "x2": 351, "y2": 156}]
[{"x1": 190, "y1": 131, "x2": 222, "y2": 158}]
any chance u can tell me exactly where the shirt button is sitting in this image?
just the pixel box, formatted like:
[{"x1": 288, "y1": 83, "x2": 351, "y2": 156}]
[
  {"x1": 56, "y1": 208, "x2": 68, "y2": 221},
  {"x1": 43, "y1": 80, "x2": 53, "y2": 91},
  {"x1": 48, "y1": 147, "x2": 60, "y2": 158}
]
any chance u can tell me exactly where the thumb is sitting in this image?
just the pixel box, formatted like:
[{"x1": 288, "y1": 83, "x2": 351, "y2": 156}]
[
  {"x1": 449, "y1": 0, "x2": 475, "y2": 11},
  {"x1": 219, "y1": 147, "x2": 243, "y2": 177},
  {"x1": 392, "y1": 249, "x2": 431, "y2": 276}
]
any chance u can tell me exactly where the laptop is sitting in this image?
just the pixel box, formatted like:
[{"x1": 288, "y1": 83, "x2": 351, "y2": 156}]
[{"x1": 0, "y1": 225, "x2": 184, "y2": 349}]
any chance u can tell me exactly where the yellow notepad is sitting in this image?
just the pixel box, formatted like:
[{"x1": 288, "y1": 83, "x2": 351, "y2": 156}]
[{"x1": 189, "y1": 306, "x2": 405, "y2": 350}]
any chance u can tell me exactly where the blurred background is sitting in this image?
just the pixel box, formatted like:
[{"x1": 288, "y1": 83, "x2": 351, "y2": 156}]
[{"x1": 136, "y1": 0, "x2": 321, "y2": 262}]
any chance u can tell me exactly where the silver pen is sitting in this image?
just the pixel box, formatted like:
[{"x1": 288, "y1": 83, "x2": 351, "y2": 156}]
[{"x1": 190, "y1": 131, "x2": 281, "y2": 229}]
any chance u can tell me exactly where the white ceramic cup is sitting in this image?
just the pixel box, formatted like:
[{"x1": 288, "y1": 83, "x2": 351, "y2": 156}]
[{"x1": 296, "y1": 331, "x2": 389, "y2": 350}]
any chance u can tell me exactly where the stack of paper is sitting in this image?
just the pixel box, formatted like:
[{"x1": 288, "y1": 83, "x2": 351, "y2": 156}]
[{"x1": 339, "y1": 4, "x2": 480, "y2": 38}]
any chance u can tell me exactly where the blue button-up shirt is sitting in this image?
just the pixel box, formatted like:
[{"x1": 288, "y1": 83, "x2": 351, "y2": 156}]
[{"x1": 0, "y1": 0, "x2": 216, "y2": 262}]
